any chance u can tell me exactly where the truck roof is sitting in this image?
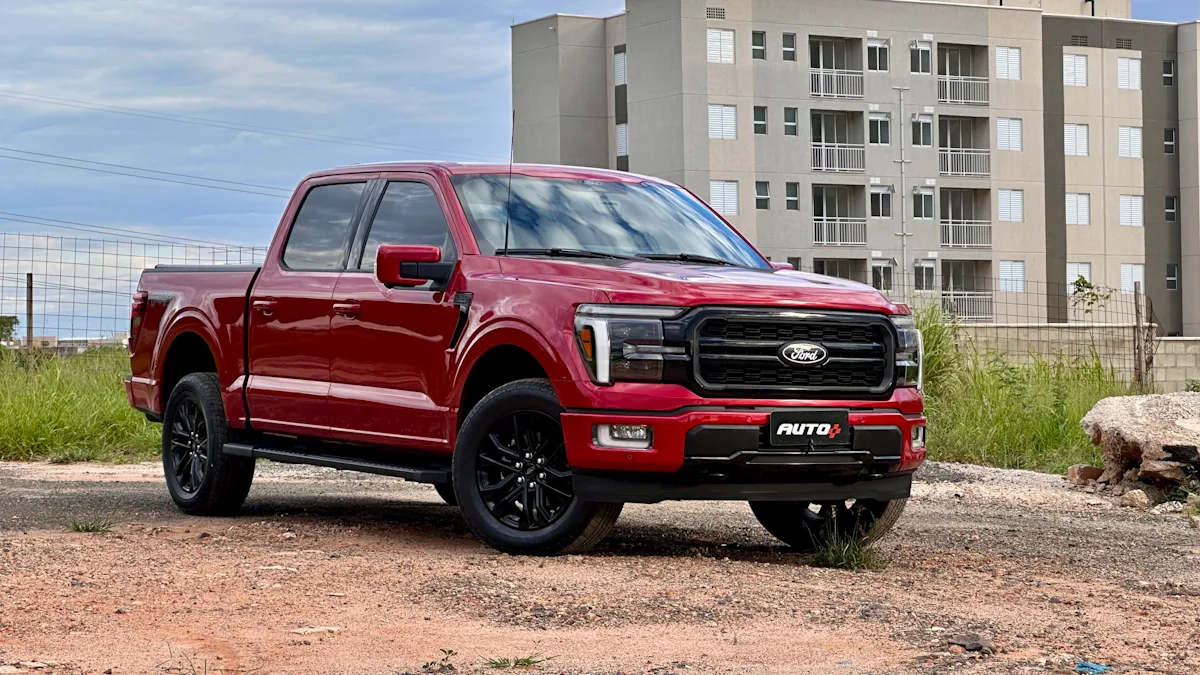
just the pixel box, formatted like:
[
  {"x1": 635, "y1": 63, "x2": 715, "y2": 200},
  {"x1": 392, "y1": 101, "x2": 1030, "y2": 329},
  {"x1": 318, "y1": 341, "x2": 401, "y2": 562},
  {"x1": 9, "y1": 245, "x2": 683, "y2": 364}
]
[{"x1": 304, "y1": 161, "x2": 670, "y2": 184}]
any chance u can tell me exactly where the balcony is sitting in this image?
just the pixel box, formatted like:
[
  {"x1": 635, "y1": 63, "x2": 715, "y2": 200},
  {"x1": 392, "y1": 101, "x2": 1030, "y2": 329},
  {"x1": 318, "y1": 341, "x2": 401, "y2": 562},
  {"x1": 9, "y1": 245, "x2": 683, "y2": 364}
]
[
  {"x1": 940, "y1": 220, "x2": 992, "y2": 248},
  {"x1": 939, "y1": 148, "x2": 990, "y2": 177},
  {"x1": 938, "y1": 75, "x2": 989, "y2": 106},
  {"x1": 940, "y1": 291, "x2": 994, "y2": 321},
  {"x1": 811, "y1": 143, "x2": 865, "y2": 172},
  {"x1": 809, "y1": 69, "x2": 864, "y2": 98},
  {"x1": 813, "y1": 217, "x2": 867, "y2": 246}
]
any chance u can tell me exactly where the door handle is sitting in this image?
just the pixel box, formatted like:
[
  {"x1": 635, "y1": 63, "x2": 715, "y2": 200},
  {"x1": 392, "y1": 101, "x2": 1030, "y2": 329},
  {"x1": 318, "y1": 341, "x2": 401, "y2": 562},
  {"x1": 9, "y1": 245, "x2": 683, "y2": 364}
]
[
  {"x1": 333, "y1": 301, "x2": 362, "y2": 318},
  {"x1": 252, "y1": 299, "x2": 278, "y2": 315}
]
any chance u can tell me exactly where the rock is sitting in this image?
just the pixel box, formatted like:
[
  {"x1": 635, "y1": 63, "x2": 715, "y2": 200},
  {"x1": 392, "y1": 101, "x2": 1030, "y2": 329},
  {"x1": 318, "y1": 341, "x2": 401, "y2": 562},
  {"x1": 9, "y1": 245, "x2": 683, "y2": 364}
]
[
  {"x1": 0, "y1": 667, "x2": 21, "y2": 674},
  {"x1": 1150, "y1": 501, "x2": 1185, "y2": 515},
  {"x1": 947, "y1": 633, "x2": 995, "y2": 654},
  {"x1": 1120, "y1": 489, "x2": 1151, "y2": 509},
  {"x1": 1067, "y1": 464, "x2": 1104, "y2": 486},
  {"x1": 290, "y1": 626, "x2": 340, "y2": 635},
  {"x1": 17, "y1": 664, "x2": 49, "y2": 670},
  {"x1": 1081, "y1": 394, "x2": 1200, "y2": 489},
  {"x1": 1189, "y1": 516, "x2": 1200, "y2": 529},
  {"x1": 1139, "y1": 460, "x2": 1189, "y2": 483}
]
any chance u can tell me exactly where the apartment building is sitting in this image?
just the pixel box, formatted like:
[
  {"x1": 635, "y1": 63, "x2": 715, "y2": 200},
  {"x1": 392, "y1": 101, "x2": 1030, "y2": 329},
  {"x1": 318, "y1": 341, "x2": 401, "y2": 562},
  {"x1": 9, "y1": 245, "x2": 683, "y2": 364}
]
[{"x1": 512, "y1": 0, "x2": 1200, "y2": 334}]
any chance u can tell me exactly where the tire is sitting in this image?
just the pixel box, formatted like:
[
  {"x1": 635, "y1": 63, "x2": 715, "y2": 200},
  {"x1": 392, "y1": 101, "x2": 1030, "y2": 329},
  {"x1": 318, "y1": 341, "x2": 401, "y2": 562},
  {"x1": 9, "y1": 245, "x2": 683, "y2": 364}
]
[
  {"x1": 162, "y1": 372, "x2": 255, "y2": 516},
  {"x1": 453, "y1": 379, "x2": 622, "y2": 555},
  {"x1": 749, "y1": 498, "x2": 907, "y2": 552},
  {"x1": 434, "y1": 481, "x2": 458, "y2": 506}
]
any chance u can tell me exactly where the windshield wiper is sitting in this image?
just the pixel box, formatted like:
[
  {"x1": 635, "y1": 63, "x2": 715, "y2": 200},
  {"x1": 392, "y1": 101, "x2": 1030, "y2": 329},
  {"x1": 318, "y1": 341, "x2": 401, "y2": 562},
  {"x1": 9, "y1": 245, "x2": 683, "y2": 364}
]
[
  {"x1": 497, "y1": 247, "x2": 639, "y2": 260},
  {"x1": 636, "y1": 252, "x2": 739, "y2": 266}
]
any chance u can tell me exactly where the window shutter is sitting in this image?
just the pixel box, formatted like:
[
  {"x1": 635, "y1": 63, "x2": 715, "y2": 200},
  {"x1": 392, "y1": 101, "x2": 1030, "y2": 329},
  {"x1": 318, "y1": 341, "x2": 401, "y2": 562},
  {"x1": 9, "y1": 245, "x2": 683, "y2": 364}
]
[
  {"x1": 997, "y1": 118, "x2": 1010, "y2": 150},
  {"x1": 1117, "y1": 58, "x2": 1129, "y2": 88},
  {"x1": 1008, "y1": 47, "x2": 1021, "y2": 80},
  {"x1": 1078, "y1": 193, "x2": 1090, "y2": 224},
  {"x1": 721, "y1": 30, "x2": 735, "y2": 64},
  {"x1": 1130, "y1": 126, "x2": 1142, "y2": 157},
  {"x1": 710, "y1": 181, "x2": 739, "y2": 215},
  {"x1": 1011, "y1": 190, "x2": 1023, "y2": 221},
  {"x1": 996, "y1": 48, "x2": 1009, "y2": 80},
  {"x1": 1008, "y1": 118, "x2": 1022, "y2": 151},
  {"x1": 1129, "y1": 58, "x2": 1141, "y2": 89},
  {"x1": 1132, "y1": 195, "x2": 1143, "y2": 226},
  {"x1": 1075, "y1": 55, "x2": 1088, "y2": 86},
  {"x1": 615, "y1": 123, "x2": 629, "y2": 156},
  {"x1": 1119, "y1": 127, "x2": 1130, "y2": 156},
  {"x1": 707, "y1": 29, "x2": 722, "y2": 63},
  {"x1": 1121, "y1": 264, "x2": 1133, "y2": 291},
  {"x1": 1063, "y1": 54, "x2": 1074, "y2": 86},
  {"x1": 1000, "y1": 261, "x2": 1025, "y2": 292},
  {"x1": 1064, "y1": 124, "x2": 1076, "y2": 156},
  {"x1": 724, "y1": 181, "x2": 739, "y2": 215},
  {"x1": 615, "y1": 52, "x2": 628, "y2": 86},
  {"x1": 999, "y1": 190, "x2": 1011, "y2": 222},
  {"x1": 722, "y1": 105, "x2": 737, "y2": 139},
  {"x1": 1067, "y1": 262, "x2": 1092, "y2": 283},
  {"x1": 1066, "y1": 194, "x2": 1078, "y2": 224},
  {"x1": 1120, "y1": 195, "x2": 1131, "y2": 225},
  {"x1": 1077, "y1": 125, "x2": 1088, "y2": 155},
  {"x1": 708, "y1": 105, "x2": 722, "y2": 138}
]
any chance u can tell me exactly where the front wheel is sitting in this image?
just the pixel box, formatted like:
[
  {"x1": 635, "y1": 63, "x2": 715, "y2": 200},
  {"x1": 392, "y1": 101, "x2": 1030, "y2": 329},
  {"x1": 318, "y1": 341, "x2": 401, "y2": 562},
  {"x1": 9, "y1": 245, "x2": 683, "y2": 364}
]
[
  {"x1": 453, "y1": 379, "x2": 622, "y2": 555},
  {"x1": 749, "y1": 498, "x2": 907, "y2": 552}
]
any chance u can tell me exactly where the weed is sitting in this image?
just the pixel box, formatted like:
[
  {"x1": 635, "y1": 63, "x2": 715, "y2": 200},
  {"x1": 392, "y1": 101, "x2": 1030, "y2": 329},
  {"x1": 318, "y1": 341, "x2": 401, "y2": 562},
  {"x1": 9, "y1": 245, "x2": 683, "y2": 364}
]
[
  {"x1": 69, "y1": 516, "x2": 114, "y2": 533},
  {"x1": 808, "y1": 525, "x2": 887, "y2": 571},
  {"x1": 482, "y1": 653, "x2": 554, "y2": 669},
  {"x1": 423, "y1": 649, "x2": 457, "y2": 673}
]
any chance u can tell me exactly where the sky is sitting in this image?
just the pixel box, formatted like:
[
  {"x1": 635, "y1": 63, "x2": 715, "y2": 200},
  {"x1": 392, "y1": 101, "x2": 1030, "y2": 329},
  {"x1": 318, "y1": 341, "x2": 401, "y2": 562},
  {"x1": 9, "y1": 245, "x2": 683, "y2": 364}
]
[{"x1": 0, "y1": 0, "x2": 1195, "y2": 249}]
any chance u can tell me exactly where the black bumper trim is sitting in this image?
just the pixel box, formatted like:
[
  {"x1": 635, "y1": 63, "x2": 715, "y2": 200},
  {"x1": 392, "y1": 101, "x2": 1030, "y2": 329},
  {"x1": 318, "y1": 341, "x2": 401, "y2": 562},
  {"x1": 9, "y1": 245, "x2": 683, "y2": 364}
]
[{"x1": 573, "y1": 472, "x2": 912, "y2": 504}]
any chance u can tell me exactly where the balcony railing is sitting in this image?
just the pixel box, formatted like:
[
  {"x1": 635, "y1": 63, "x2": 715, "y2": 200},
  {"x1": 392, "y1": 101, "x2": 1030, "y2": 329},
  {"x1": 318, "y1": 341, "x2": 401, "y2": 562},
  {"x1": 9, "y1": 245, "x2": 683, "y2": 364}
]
[
  {"x1": 811, "y1": 143, "x2": 866, "y2": 172},
  {"x1": 938, "y1": 76, "x2": 990, "y2": 105},
  {"x1": 941, "y1": 291, "x2": 993, "y2": 321},
  {"x1": 812, "y1": 217, "x2": 867, "y2": 246},
  {"x1": 809, "y1": 69, "x2": 864, "y2": 98},
  {"x1": 939, "y1": 148, "x2": 990, "y2": 177},
  {"x1": 940, "y1": 220, "x2": 992, "y2": 248}
]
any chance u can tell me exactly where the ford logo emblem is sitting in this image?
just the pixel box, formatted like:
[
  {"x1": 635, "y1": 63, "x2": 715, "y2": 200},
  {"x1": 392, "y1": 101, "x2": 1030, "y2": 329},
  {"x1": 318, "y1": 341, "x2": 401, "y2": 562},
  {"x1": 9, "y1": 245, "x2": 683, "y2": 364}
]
[{"x1": 778, "y1": 342, "x2": 829, "y2": 367}]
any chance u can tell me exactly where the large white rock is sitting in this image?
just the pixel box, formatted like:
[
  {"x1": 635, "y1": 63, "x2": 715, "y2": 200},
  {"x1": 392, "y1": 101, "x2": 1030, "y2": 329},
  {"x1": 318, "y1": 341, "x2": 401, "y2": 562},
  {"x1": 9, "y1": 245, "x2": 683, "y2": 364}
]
[{"x1": 1080, "y1": 392, "x2": 1200, "y2": 485}]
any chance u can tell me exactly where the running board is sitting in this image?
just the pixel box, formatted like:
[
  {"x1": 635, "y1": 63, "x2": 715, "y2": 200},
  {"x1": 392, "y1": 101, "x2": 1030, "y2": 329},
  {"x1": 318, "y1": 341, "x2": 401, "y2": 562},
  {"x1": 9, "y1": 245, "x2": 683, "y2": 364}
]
[{"x1": 223, "y1": 443, "x2": 449, "y2": 484}]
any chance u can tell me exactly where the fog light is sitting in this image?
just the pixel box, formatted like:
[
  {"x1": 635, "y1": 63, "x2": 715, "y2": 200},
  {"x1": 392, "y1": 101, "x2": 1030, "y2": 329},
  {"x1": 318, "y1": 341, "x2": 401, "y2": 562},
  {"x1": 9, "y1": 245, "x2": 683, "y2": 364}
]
[
  {"x1": 596, "y1": 424, "x2": 652, "y2": 449},
  {"x1": 911, "y1": 425, "x2": 926, "y2": 449}
]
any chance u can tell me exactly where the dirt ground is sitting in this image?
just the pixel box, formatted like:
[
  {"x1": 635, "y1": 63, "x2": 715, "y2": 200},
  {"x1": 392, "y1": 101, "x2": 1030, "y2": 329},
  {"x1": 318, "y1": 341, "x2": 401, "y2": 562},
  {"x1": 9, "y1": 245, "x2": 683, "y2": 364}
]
[{"x1": 1, "y1": 460, "x2": 1198, "y2": 675}]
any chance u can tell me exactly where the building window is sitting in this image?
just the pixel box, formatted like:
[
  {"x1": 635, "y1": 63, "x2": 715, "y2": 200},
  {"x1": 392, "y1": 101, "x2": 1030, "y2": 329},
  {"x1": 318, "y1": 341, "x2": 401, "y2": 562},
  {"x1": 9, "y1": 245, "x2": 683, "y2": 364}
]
[
  {"x1": 914, "y1": 188, "x2": 934, "y2": 219},
  {"x1": 752, "y1": 31, "x2": 766, "y2": 59},
  {"x1": 1063, "y1": 54, "x2": 1088, "y2": 87},
  {"x1": 1065, "y1": 193, "x2": 1090, "y2": 225},
  {"x1": 997, "y1": 118, "x2": 1022, "y2": 152},
  {"x1": 707, "y1": 28, "x2": 735, "y2": 64},
  {"x1": 755, "y1": 181, "x2": 770, "y2": 209},
  {"x1": 914, "y1": 260, "x2": 935, "y2": 291},
  {"x1": 1064, "y1": 123, "x2": 1089, "y2": 156},
  {"x1": 869, "y1": 113, "x2": 891, "y2": 145},
  {"x1": 1117, "y1": 56, "x2": 1141, "y2": 90},
  {"x1": 709, "y1": 180, "x2": 739, "y2": 215},
  {"x1": 999, "y1": 260, "x2": 1025, "y2": 293},
  {"x1": 785, "y1": 182, "x2": 799, "y2": 210},
  {"x1": 1119, "y1": 194, "x2": 1144, "y2": 227},
  {"x1": 1167, "y1": 263, "x2": 1180, "y2": 291},
  {"x1": 708, "y1": 104, "x2": 737, "y2": 139},
  {"x1": 783, "y1": 107, "x2": 798, "y2": 136},
  {"x1": 815, "y1": 258, "x2": 855, "y2": 279},
  {"x1": 753, "y1": 106, "x2": 767, "y2": 134},
  {"x1": 1120, "y1": 263, "x2": 1145, "y2": 292},
  {"x1": 910, "y1": 41, "x2": 932, "y2": 74},
  {"x1": 995, "y1": 46, "x2": 1021, "y2": 80},
  {"x1": 1166, "y1": 195, "x2": 1178, "y2": 222},
  {"x1": 872, "y1": 259, "x2": 894, "y2": 291},
  {"x1": 1118, "y1": 126, "x2": 1142, "y2": 158},
  {"x1": 616, "y1": 123, "x2": 629, "y2": 158},
  {"x1": 867, "y1": 39, "x2": 889, "y2": 72},
  {"x1": 1165, "y1": 128, "x2": 1177, "y2": 155},
  {"x1": 1164, "y1": 60, "x2": 1176, "y2": 86},
  {"x1": 870, "y1": 186, "x2": 893, "y2": 218},
  {"x1": 615, "y1": 51, "x2": 628, "y2": 86},
  {"x1": 786, "y1": 256, "x2": 801, "y2": 270},
  {"x1": 912, "y1": 114, "x2": 933, "y2": 147},
  {"x1": 782, "y1": 33, "x2": 796, "y2": 61},
  {"x1": 1067, "y1": 262, "x2": 1092, "y2": 285},
  {"x1": 999, "y1": 189, "x2": 1024, "y2": 222}
]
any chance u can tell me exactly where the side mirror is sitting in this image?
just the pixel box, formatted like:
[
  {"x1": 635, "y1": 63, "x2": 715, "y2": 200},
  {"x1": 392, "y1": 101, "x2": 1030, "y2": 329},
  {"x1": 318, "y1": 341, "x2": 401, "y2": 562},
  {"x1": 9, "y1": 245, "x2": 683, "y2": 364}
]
[
  {"x1": 376, "y1": 245, "x2": 454, "y2": 288},
  {"x1": 770, "y1": 261, "x2": 794, "y2": 271}
]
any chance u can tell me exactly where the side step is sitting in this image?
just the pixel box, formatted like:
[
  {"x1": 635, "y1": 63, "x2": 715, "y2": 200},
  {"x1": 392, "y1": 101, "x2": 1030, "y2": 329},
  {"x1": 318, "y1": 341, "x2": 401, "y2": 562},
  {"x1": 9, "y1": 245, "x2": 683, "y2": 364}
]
[{"x1": 224, "y1": 443, "x2": 449, "y2": 484}]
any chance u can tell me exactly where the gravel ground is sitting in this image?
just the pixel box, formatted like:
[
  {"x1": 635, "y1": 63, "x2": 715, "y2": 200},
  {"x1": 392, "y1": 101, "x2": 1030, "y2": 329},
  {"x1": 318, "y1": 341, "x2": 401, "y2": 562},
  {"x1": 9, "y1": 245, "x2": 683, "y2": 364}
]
[{"x1": 1, "y1": 460, "x2": 1198, "y2": 675}]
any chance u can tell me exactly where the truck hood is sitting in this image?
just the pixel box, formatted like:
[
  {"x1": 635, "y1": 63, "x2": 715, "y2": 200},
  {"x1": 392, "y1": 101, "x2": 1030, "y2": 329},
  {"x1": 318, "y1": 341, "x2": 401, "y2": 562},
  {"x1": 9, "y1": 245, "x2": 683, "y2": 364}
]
[{"x1": 497, "y1": 258, "x2": 902, "y2": 314}]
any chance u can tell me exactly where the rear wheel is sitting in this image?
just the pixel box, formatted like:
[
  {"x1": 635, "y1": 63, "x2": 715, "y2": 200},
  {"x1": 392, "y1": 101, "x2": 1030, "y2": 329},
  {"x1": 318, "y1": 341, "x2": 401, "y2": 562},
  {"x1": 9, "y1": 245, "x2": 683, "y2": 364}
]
[
  {"x1": 749, "y1": 498, "x2": 907, "y2": 552},
  {"x1": 162, "y1": 372, "x2": 255, "y2": 516},
  {"x1": 453, "y1": 379, "x2": 622, "y2": 555}
]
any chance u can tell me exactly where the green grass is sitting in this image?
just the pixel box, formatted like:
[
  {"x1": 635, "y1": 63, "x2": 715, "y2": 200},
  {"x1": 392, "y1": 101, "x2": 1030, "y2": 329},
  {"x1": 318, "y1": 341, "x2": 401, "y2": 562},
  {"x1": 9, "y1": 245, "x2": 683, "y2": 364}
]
[
  {"x1": 69, "y1": 516, "x2": 114, "y2": 533},
  {"x1": 482, "y1": 654, "x2": 554, "y2": 669},
  {"x1": 916, "y1": 306, "x2": 1130, "y2": 474},
  {"x1": 0, "y1": 347, "x2": 159, "y2": 462}
]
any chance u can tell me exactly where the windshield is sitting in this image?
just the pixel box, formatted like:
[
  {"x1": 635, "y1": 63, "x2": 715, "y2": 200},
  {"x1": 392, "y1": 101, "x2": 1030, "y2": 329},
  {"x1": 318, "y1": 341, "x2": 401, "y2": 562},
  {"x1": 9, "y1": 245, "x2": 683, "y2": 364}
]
[{"x1": 450, "y1": 174, "x2": 768, "y2": 268}]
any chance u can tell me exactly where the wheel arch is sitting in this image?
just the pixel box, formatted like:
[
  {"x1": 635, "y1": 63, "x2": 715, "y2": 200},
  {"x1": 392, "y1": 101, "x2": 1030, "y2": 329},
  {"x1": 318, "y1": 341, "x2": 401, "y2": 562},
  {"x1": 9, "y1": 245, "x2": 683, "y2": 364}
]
[{"x1": 453, "y1": 321, "x2": 570, "y2": 431}]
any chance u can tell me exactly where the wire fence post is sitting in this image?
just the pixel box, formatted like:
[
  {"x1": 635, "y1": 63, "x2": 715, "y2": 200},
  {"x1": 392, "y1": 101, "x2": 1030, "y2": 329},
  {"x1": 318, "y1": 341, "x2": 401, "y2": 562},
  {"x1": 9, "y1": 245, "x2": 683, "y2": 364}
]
[
  {"x1": 1133, "y1": 281, "x2": 1144, "y2": 393},
  {"x1": 25, "y1": 272, "x2": 33, "y2": 356}
]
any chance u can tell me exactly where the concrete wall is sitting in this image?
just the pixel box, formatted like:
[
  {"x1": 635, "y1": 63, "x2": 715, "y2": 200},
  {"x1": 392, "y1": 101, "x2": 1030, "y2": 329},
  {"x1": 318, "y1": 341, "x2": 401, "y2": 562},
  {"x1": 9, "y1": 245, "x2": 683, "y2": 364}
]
[{"x1": 1153, "y1": 337, "x2": 1200, "y2": 392}]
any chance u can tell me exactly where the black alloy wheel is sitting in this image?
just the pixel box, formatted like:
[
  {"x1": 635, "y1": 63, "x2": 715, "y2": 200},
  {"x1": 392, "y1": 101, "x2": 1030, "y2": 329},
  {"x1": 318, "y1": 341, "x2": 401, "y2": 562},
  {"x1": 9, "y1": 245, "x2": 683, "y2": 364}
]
[
  {"x1": 168, "y1": 396, "x2": 210, "y2": 495},
  {"x1": 476, "y1": 410, "x2": 574, "y2": 531}
]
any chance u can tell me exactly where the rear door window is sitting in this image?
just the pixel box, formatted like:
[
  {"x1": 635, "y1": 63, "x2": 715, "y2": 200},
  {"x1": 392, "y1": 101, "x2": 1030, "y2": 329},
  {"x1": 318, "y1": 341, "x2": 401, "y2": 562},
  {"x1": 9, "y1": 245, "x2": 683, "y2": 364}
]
[
  {"x1": 282, "y1": 182, "x2": 368, "y2": 270},
  {"x1": 358, "y1": 181, "x2": 457, "y2": 271}
]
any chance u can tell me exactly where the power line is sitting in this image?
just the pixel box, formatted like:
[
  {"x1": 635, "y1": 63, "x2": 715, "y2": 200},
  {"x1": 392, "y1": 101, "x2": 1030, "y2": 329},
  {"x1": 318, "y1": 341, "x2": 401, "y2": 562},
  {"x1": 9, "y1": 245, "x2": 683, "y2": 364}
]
[
  {"x1": 0, "y1": 153, "x2": 289, "y2": 198},
  {"x1": 0, "y1": 212, "x2": 263, "y2": 247},
  {"x1": 0, "y1": 90, "x2": 508, "y2": 163},
  {"x1": 0, "y1": 147, "x2": 292, "y2": 193}
]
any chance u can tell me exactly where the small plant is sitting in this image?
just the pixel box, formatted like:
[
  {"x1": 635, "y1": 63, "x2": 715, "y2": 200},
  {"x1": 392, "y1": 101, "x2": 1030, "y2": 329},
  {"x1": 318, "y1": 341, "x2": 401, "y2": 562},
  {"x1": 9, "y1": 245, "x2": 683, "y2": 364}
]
[
  {"x1": 482, "y1": 653, "x2": 554, "y2": 669},
  {"x1": 69, "y1": 516, "x2": 114, "y2": 533},
  {"x1": 1070, "y1": 276, "x2": 1113, "y2": 315},
  {"x1": 809, "y1": 522, "x2": 887, "y2": 571},
  {"x1": 1186, "y1": 380, "x2": 1200, "y2": 393},
  {"x1": 423, "y1": 649, "x2": 457, "y2": 673}
]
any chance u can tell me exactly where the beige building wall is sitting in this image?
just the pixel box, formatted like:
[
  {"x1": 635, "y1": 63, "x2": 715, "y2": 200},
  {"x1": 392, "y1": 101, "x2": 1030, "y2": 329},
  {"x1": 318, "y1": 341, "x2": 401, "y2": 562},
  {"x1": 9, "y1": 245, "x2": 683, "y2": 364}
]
[{"x1": 1181, "y1": 23, "x2": 1200, "y2": 335}]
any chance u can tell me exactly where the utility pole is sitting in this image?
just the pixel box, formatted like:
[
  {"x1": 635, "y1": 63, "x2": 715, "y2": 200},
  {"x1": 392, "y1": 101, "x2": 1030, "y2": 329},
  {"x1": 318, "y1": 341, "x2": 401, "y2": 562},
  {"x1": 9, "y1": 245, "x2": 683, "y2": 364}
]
[
  {"x1": 25, "y1": 272, "x2": 33, "y2": 355},
  {"x1": 892, "y1": 86, "x2": 913, "y2": 303}
]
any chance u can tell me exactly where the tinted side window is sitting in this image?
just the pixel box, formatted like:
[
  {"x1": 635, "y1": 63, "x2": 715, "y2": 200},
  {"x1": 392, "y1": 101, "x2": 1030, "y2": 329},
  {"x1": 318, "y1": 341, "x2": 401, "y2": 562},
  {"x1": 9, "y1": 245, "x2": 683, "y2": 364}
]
[
  {"x1": 282, "y1": 182, "x2": 367, "y2": 270},
  {"x1": 359, "y1": 181, "x2": 457, "y2": 271}
]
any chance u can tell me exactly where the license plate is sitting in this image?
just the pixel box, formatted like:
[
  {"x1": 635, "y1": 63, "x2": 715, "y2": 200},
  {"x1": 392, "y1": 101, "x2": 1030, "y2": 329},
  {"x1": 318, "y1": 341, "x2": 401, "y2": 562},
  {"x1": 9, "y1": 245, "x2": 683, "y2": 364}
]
[{"x1": 769, "y1": 410, "x2": 851, "y2": 447}]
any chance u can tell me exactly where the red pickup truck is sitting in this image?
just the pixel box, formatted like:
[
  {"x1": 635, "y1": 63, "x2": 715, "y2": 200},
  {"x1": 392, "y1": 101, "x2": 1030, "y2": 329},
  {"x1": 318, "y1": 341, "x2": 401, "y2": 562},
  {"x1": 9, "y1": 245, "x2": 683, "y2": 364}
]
[{"x1": 127, "y1": 162, "x2": 925, "y2": 555}]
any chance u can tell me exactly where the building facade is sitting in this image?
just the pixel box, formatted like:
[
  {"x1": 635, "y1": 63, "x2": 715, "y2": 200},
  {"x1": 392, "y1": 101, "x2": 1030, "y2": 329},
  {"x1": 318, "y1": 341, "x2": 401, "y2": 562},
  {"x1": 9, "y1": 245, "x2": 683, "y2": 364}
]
[{"x1": 512, "y1": 0, "x2": 1199, "y2": 334}]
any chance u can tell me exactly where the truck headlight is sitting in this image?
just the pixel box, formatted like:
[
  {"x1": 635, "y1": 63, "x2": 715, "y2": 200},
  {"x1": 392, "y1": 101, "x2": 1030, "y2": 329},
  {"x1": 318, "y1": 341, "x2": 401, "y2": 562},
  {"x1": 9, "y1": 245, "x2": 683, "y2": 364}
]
[
  {"x1": 574, "y1": 305, "x2": 687, "y2": 384},
  {"x1": 891, "y1": 314, "x2": 923, "y2": 390}
]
